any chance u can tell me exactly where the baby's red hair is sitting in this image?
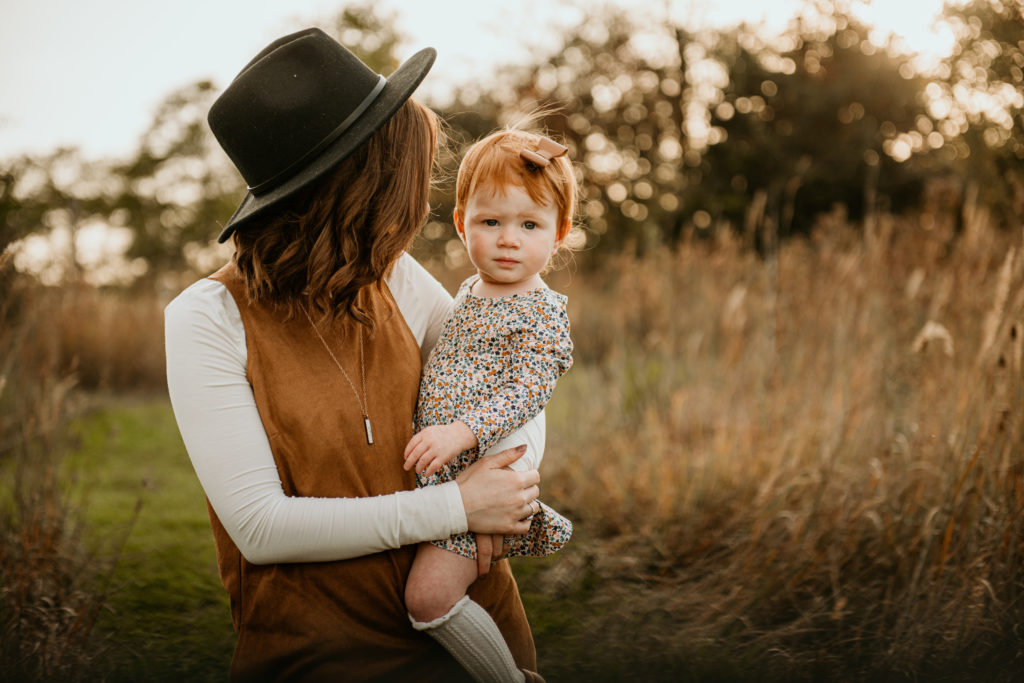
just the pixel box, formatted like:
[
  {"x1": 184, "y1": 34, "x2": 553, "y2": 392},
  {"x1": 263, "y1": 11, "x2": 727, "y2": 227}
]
[{"x1": 455, "y1": 129, "x2": 578, "y2": 242}]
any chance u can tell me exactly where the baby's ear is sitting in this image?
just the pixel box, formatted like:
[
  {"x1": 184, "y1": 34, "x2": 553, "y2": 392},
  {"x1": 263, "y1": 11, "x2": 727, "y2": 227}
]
[{"x1": 453, "y1": 210, "x2": 466, "y2": 238}]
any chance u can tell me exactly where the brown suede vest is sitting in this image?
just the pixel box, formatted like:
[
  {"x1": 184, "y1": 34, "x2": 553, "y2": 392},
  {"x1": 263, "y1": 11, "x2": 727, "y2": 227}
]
[{"x1": 207, "y1": 263, "x2": 537, "y2": 682}]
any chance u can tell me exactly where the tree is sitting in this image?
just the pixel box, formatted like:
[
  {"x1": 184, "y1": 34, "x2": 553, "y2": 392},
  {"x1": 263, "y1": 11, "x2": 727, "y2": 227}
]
[
  {"x1": 430, "y1": 0, "x2": 939, "y2": 260},
  {"x1": 933, "y1": 0, "x2": 1024, "y2": 224},
  {"x1": 436, "y1": 6, "x2": 693, "y2": 256},
  {"x1": 700, "y1": 0, "x2": 938, "y2": 238},
  {"x1": 107, "y1": 80, "x2": 239, "y2": 278},
  {"x1": 1, "y1": 148, "x2": 119, "y2": 283},
  {"x1": 327, "y1": 4, "x2": 407, "y2": 76}
]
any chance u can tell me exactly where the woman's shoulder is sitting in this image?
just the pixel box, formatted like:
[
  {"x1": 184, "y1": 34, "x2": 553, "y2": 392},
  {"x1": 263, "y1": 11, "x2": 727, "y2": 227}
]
[
  {"x1": 387, "y1": 251, "x2": 429, "y2": 287},
  {"x1": 164, "y1": 273, "x2": 243, "y2": 337},
  {"x1": 388, "y1": 253, "x2": 452, "y2": 305},
  {"x1": 166, "y1": 276, "x2": 231, "y2": 313}
]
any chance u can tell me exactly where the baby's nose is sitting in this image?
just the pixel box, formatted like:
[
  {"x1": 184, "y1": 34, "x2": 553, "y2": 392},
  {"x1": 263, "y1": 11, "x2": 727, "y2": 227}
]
[{"x1": 497, "y1": 226, "x2": 519, "y2": 245}]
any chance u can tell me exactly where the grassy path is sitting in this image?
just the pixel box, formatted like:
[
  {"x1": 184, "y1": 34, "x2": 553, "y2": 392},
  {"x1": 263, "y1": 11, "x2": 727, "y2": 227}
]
[{"x1": 70, "y1": 397, "x2": 234, "y2": 682}]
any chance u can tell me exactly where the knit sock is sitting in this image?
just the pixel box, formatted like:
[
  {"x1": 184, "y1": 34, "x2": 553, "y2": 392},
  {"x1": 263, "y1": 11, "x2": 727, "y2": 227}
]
[{"x1": 410, "y1": 595, "x2": 526, "y2": 683}]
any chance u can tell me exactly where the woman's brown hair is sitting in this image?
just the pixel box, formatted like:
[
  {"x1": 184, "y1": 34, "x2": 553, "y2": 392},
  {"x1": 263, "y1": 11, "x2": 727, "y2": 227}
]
[{"x1": 233, "y1": 97, "x2": 439, "y2": 329}]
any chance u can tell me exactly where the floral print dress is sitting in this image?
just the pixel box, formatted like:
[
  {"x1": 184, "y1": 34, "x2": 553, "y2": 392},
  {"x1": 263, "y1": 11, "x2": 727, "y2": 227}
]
[{"x1": 414, "y1": 275, "x2": 574, "y2": 560}]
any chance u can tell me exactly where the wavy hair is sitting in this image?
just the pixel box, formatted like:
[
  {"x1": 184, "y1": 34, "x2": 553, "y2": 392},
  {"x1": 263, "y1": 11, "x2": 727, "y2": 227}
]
[{"x1": 232, "y1": 97, "x2": 439, "y2": 330}]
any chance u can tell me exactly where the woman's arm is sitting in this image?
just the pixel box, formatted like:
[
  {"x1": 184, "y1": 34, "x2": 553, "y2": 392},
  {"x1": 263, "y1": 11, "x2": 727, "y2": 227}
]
[
  {"x1": 386, "y1": 252, "x2": 453, "y2": 363},
  {"x1": 164, "y1": 278, "x2": 534, "y2": 565},
  {"x1": 483, "y1": 413, "x2": 544, "y2": 472}
]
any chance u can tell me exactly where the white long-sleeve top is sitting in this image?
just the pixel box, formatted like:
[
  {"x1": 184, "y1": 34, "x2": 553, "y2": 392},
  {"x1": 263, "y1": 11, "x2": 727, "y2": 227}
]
[{"x1": 165, "y1": 252, "x2": 544, "y2": 565}]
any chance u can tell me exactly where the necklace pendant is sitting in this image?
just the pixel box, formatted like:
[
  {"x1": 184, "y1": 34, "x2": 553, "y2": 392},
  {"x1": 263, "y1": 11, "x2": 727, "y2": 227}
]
[{"x1": 364, "y1": 417, "x2": 374, "y2": 445}]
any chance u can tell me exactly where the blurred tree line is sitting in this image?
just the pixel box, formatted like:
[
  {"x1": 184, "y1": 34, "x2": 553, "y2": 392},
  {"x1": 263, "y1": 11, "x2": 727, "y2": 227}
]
[{"x1": 1, "y1": 0, "x2": 1021, "y2": 286}]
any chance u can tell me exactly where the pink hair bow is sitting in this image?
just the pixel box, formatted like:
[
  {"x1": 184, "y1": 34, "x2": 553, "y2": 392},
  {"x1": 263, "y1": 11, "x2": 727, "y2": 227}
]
[{"x1": 520, "y1": 137, "x2": 568, "y2": 168}]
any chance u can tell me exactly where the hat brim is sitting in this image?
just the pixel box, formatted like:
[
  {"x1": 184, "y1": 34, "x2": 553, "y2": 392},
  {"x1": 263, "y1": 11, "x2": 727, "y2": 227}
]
[{"x1": 216, "y1": 47, "x2": 436, "y2": 243}]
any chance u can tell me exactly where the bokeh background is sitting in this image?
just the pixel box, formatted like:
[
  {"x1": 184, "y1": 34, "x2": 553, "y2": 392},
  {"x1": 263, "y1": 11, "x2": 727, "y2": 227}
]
[{"x1": 2, "y1": 1, "x2": 1023, "y2": 680}]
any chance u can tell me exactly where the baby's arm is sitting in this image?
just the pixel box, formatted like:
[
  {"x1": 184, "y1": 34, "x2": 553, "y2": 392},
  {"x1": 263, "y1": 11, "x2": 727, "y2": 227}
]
[
  {"x1": 403, "y1": 420, "x2": 478, "y2": 476},
  {"x1": 404, "y1": 407, "x2": 547, "y2": 475},
  {"x1": 404, "y1": 407, "x2": 545, "y2": 475},
  {"x1": 459, "y1": 296, "x2": 573, "y2": 456}
]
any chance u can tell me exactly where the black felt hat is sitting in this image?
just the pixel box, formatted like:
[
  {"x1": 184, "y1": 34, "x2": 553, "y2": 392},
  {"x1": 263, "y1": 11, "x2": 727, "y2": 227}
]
[{"x1": 208, "y1": 28, "x2": 436, "y2": 243}]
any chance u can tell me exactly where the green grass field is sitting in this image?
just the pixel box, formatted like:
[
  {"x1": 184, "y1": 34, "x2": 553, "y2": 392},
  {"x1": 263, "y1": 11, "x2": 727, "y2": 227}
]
[{"x1": 67, "y1": 398, "x2": 235, "y2": 682}]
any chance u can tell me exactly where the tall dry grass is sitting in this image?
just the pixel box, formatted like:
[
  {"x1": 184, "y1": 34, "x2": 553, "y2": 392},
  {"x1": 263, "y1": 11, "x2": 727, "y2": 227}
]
[
  {"x1": 537, "y1": 204, "x2": 1024, "y2": 679},
  {"x1": 0, "y1": 259, "x2": 144, "y2": 681},
  {"x1": 40, "y1": 285, "x2": 167, "y2": 393}
]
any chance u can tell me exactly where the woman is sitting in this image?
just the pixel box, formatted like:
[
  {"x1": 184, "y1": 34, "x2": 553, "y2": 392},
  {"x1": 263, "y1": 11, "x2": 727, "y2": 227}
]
[{"x1": 165, "y1": 28, "x2": 544, "y2": 682}]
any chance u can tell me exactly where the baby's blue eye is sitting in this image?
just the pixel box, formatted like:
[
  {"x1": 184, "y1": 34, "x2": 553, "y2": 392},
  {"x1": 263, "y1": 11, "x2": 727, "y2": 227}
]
[
  {"x1": 523, "y1": 221, "x2": 537, "y2": 230},
  {"x1": 484, "y1": 219, "x2": 498, "y2": 226}
]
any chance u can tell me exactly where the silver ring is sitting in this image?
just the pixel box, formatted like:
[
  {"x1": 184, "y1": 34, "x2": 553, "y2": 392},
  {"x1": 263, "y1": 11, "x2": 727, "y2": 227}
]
[{"x1": 530, "y1": 500, "x2": 540, "y2": 516}]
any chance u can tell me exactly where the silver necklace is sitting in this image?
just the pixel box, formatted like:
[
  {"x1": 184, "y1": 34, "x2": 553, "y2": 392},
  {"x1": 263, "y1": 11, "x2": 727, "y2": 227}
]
[{"x1": 301, "y1": 307, "x2": 373, "y2": 445}]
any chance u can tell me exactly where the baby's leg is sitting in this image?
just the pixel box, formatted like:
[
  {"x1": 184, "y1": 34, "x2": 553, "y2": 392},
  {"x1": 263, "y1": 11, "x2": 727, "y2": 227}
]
[
  {"x1": 406, "y1": 543, "x2": 527, "y2": 683},
  {"x1": 405, "y1": 542, "x2": 478, "y2": 622}
]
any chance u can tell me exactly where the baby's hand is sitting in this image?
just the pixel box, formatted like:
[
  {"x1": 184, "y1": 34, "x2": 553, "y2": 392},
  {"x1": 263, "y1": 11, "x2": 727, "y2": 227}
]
[{"x1": 403, "y1": 421, "x2": 479, "y2": 477}]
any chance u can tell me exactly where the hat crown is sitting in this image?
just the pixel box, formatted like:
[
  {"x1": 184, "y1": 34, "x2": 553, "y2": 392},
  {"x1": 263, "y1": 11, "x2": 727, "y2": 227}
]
[{"x1": 208, "y1": 29, "x2": 383, "y2": 194}]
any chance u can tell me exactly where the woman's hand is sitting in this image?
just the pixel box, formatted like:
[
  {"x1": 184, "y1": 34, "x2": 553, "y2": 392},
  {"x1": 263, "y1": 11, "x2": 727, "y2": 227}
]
[{"x1": 456, "y1": 444, "x2": 539, "y2": 536}]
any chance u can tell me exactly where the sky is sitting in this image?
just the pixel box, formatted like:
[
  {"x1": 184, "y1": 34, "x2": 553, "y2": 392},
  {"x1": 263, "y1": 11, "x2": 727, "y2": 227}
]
[{"x1": 0, "y1": 0, "x2": 953, "y2": 163}]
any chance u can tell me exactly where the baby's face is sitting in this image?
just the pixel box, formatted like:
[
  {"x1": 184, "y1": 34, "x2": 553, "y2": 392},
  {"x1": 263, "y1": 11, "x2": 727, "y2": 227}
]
[{"x1": 458, "y1": 182, "x2": 562, "y2": 291}]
